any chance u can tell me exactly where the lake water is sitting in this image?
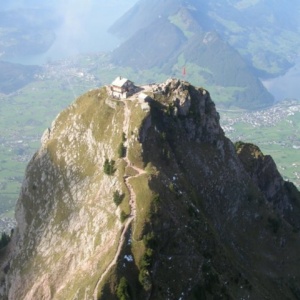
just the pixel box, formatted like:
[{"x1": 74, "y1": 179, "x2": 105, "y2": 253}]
[
  {"x1": 6, "y1": 31, "x2": 120, "y2": 66},
  {"x1": 262, "y1": 57, "x2": 300, "y2": 102},
  {"x1": 5, "y1": 1, "x2": 137, "y2": 65}
]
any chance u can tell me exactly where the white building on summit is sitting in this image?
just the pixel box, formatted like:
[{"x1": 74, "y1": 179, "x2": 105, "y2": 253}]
[{"x1": 109, "y1": 76, "x2": 135, "y2": 99}]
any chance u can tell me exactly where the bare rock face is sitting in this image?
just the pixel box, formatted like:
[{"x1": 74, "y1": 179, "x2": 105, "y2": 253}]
[
  {"x1": 236, "y1": 142, "x2": 300, "y2": 230},
  {"x1": 1, "y1": 79, "x2": 300, "y2": 300},
  {"x1": 164, "y1": 78, "x2": 192, "y2": 116},
  {"x1": 154, "y1": 78, "x2": 222, "y2": 143}
]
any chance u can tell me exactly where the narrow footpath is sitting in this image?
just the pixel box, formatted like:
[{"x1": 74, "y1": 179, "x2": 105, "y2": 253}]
[{"x1": 93, "y1": 100, "x2": 145, "y2": 300}]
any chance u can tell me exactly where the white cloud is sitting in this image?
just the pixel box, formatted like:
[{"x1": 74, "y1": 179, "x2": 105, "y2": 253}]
[{"x1": 55, "y1": 0, "x2": 94, "y2": 51}]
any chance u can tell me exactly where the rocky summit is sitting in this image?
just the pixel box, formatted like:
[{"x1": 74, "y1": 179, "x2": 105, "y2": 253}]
[{"x1": 1, "y1": 79, "x2": 300, "y2": 299}]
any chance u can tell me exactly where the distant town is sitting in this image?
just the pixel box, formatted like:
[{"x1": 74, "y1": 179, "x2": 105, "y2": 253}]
[{"x1": 221, "y1": 100, "x2": 300, "y2": 133}]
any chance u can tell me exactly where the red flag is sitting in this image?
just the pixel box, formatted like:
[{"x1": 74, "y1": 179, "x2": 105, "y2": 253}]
[{"x1": 182, "y1": 66, "x2": 186, "y2": 77}]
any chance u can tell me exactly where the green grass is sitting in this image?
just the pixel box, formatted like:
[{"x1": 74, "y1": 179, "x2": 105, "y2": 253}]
[
  {"x1": 221, "y1": 105, "x2": 300, "y2": 187},
  {"x1": 0, "y1": 74, "x2": 115, "y2": 222},
  {"x1": 129, "y1": 174, "x2": 153, "y2": 241},
  {"x1": 126, "y1": 102, "x2": 149, "y2": 169},
  {"x1": 169, "y1": 13, "x2": 194, "y2": 38},
  {"x1": 118, "y1": 159, "x2": 131, "y2": 217}
]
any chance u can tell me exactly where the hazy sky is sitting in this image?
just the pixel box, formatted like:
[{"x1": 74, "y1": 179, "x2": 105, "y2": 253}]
[
  {"x1": 47, "y1": 0, "x2": 139, "y2": 59},
  {"x1": 3, "y1": 0, "x2": 139, "y2": 62}
]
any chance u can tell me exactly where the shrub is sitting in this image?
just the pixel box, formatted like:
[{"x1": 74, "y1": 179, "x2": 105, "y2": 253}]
[
  {"x1": 140, "y1": 248, "x2": 153, "y2": 269},
  {"x1": 160, "y1": 132, "x2": 166, "y2": 141},
  {"x1": 168, "y1": 183, "x2": 175, "y2": 193},
  {"x1": 122, "y1": 132, "x2": 126, "y2": 142},
  {"x1": 143, "y1": 232, "x2": 156, "y2": 248},
  {"x1": 103, "y1": 159, "x2": 116, "y2": 175},
  {"x1": 234, "y1": 141, "x2": 245, "y2": 151},
  {"x1": 139, "y1": 248, "x2": 154, "y2": 291},
  {"x1": 161, "y1": 147, "x2": 171, "y2": 162},
  {"x1": 118, "y1": 143, "x2": 126, "y2": 158},
  {"x1": 0, "y1": 232, "x2": 11, "y2": 249},
  {"x1": 152, "y1": 194, "x2": 160, "y2": 203},
  {"x1": 120, "y1": 211, "x2": 129, "y2": 223},
  {"x1": 138, "y1": 268, "x2": 152, "y2": 291},
  {"x1": 116, "y1": 277, "x2": 130, "y2": 300},
  {"x1": 113, "y1": 190, "x2": 124, "y2": 206}
]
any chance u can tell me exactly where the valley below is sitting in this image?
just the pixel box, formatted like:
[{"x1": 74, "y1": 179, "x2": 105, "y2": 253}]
[
  {"x1": 220, "y1": 100, "x2": 300, "y2": 186},
  {"x1": 262, "y1": 56, "x2": 300, "y2": 101}
]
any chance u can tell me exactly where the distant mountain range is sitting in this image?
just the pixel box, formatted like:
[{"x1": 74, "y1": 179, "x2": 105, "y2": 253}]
[
  {"x1": 0, "y1": 8, "x2": 60, "y2": 59},
  {"x1": 109, "y1": 0, "x2": 300, "y2": 109},
  {"x1": 1, "y1": 0, "x2": 300, "y2": 109}
]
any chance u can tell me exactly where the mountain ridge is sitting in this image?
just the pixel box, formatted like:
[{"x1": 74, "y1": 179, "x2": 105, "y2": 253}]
[{"x1": 0, "y1": 79, "x2": 300, "y2": 299}]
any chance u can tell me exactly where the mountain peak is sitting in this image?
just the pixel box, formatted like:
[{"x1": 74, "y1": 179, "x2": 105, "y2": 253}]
[{"x1": 1, "y1": 79, "x2": 300, "y2": 299}]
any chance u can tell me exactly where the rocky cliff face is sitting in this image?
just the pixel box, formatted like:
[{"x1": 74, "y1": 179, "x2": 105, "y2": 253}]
[{"x1": 1, "y1": 79, "x2": 300, "y2": 300}]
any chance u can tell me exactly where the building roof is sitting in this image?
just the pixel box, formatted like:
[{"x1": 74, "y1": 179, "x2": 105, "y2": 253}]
[
  {"x1": 138, "y1": 92, "x2": 149, "y2": 101},
  {"x1": 111, "y1": 76, "x2": 130, "y2": 88}
]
